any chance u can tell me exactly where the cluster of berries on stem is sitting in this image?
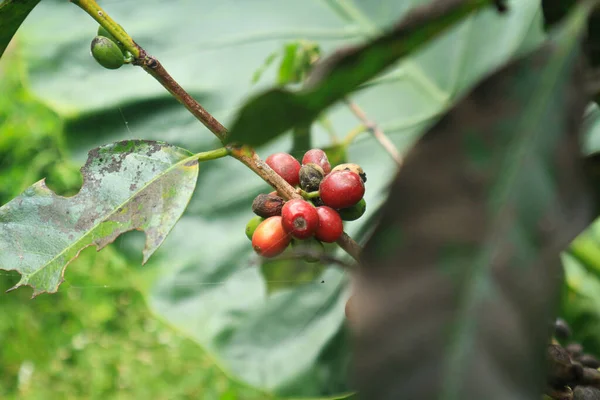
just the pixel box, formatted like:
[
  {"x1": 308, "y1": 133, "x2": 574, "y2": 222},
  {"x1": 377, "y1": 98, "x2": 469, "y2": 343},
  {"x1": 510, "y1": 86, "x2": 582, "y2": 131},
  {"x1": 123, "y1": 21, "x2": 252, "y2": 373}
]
[
  {"x1": 545, "y1": 319, "x2": 600, "y2": 399},
  {"x1": 245, "y1": 149, "x2": 367, "y2": 260}
]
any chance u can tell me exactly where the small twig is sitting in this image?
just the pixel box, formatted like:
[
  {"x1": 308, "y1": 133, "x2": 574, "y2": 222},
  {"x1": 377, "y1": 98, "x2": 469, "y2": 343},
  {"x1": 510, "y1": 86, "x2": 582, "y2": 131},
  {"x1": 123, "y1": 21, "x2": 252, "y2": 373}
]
[
  {"x1": 143, "y1": 58, "x2": 228, "y2": 142},
  {"x1": 298, "y1": 189, "x2": 321, "y2": 199},
  {"x1": 191, "y1": 147, "x2": 231, "y2": 162},
  {"x1": 72, "y1": 0, "x2": 226, "y2": 141},
  {"x1": 229, "y1": 145, "x2": 300, "y2": 201},
  {"x1": 70, "y1": 0, "x2": 365, "y2": 264},
  {"x1": 336, "y1": 232, "x2": 363, "y2": 264},
  {"x1": 344, "y1": 99, "x2": 403, "y2": 167},
  {"x1": 140, "y1": 57, "x2": 227, "y2": 143}
]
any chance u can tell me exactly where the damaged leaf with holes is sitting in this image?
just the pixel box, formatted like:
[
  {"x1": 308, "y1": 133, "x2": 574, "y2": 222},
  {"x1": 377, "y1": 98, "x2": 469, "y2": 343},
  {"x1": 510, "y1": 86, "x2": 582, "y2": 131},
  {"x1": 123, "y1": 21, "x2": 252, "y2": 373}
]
[{"x1": 0, "y1": 140, "x2": 199, "y2": 296}]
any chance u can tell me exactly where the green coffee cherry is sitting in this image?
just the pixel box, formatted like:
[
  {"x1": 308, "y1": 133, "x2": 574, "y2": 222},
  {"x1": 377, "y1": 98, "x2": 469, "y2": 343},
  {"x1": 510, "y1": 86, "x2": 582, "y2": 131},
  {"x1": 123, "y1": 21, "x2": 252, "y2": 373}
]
[
  {"x1": 91, "y1": 36, "x2": 124, "y2": 70},
  {"x1": 338, "y1": 198, "x2": 366, "y2": 221},
  {"x1": 97, "y1": 25, "x2": 134, "y2": 62},
  {"x1": 245, "y1": 215, "x2": 265, "y2": 240}
]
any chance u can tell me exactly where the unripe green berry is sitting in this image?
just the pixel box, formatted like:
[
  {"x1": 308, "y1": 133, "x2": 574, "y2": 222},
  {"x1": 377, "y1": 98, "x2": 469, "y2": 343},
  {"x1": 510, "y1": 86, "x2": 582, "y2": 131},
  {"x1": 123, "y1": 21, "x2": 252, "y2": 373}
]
[
  {"x1": 338, "y1": 198, "x2": 366, "y2": 221},
  {"x1": 299, "y1": 163, "x2": 324, "y2": 192},
  {"x1": 245, "y1": 216, "x2": 265, "y2": 240},
  {"x1": 91, "y1": 36, "x2": 125, "y2": 70}
]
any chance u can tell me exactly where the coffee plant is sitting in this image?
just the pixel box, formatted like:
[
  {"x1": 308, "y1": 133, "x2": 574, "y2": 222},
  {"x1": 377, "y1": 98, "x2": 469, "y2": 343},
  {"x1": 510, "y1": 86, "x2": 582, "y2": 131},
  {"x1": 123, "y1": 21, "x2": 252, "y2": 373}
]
[{"x1": 3, "y1": 0, "x2": 600, "y2": 399}]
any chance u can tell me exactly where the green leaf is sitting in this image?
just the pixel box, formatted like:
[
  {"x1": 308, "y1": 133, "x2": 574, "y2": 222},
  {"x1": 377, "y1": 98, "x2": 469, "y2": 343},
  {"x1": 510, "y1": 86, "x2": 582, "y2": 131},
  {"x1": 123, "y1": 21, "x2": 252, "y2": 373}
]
[
  {"x1": 259, "y1": 257, "x2": 326, "y2": 295},
  {"x1": 278, "y1": 42, "x2": 301, "y2": 85},
  {"x1": 0, "y1": 0, "x2": 41, "y2": 59},
  {"x1": 0, "y1": 140, "x2": 198, "y2": 296},
  {"x1": 12, "y1": 0, "x2": 545, "y2": 397},
  {"x1": 570, "y1": 218, "x2": 600, "y2": 274},
  {"x1": 226, "y1": 0, "x2": 500, "y2": 147},
  {"x1": 355, "y1": 4, "x2": 595, "y2": 400},
  {"x1": 276, "y1": 41, "x2": 321, "y2": 86},
  {"x1": 561, "y1": 250, "x2": 600, "y2": 360}
]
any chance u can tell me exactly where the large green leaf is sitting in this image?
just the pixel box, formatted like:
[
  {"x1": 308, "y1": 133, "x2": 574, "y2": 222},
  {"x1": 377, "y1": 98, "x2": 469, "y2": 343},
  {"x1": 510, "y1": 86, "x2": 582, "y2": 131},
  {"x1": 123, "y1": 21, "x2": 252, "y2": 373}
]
[
  {"x1": 6, "y1": 0, "x2": 546, "y2": 397},
  {"x1": 0, "y1": 140, "x2": 198, "y2": 296},
  {"x1": 226, "y1": 0, "x2": 499, "y2": 147},
  {"x1": 354, "y1": 4, "x2": 594, "y2": 399},
  {"x1": 0, "y1": 0, "x2": 41, "y2": 58}
]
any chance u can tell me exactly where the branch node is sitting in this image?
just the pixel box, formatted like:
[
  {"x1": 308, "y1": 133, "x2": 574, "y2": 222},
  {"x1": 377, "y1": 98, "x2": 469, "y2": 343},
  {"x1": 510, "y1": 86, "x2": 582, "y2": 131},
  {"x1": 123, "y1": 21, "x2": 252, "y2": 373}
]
[{"x1": 146, "y1": 56, "x2": 158, "y2": 69}]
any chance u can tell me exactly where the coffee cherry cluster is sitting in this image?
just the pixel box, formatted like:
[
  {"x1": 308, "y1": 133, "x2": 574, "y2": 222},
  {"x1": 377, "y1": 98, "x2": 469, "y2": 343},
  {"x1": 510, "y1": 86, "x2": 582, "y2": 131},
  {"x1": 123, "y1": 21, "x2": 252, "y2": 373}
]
[
  {"x1": 245, "y1": 149, "x2": 367, "y2": 258},
  {"x1": 545, "y1": 318, "x2": 600, "y2": 400}
]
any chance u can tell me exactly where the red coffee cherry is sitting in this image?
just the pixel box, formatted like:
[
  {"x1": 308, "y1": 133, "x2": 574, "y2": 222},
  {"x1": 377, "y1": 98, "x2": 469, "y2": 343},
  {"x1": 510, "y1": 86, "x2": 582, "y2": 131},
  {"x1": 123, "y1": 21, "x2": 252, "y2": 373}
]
[
  {"x1": 265, "y1": 153, "x2": 301, "y2": 186},
  {"x1": 281, "y1": 199, "x2": 319, "y2": 239},
  {"x1": 319, "y1": 170, "x2": 365, "y2": 209},
  {"x1": 252, "y1": 216, "x2": 291, "y2": 258},
  {"x1": 315, "y1": 206, "x2": 343, "y2": 243},
  {"x1": 302, "y1": 149, "x2": 331, "y2": 175}
]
